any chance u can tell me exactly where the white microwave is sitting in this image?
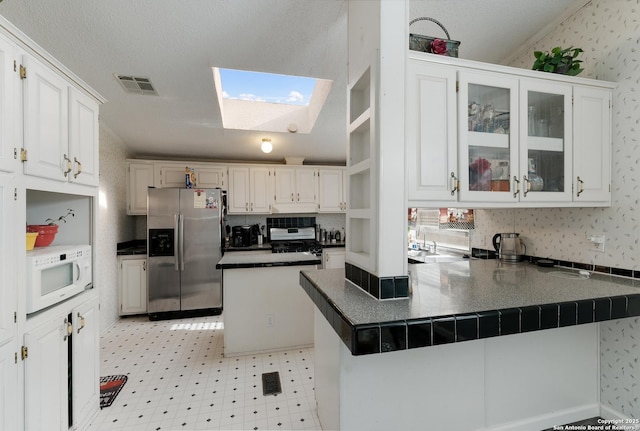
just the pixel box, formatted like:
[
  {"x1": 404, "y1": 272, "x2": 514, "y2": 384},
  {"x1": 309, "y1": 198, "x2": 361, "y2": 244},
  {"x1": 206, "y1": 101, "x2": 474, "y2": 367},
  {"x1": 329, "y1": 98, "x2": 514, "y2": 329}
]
[{"x1": 27, "y1": 245, "x2": 92, "y2": 314}]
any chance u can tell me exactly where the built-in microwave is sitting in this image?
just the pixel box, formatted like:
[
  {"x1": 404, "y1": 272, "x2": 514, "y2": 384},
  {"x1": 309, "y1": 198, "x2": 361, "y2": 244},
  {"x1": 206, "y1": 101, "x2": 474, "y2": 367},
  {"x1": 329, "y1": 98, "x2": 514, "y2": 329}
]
[{"x1": 27, "y1": 245, "x2": 92, "y2": 314}]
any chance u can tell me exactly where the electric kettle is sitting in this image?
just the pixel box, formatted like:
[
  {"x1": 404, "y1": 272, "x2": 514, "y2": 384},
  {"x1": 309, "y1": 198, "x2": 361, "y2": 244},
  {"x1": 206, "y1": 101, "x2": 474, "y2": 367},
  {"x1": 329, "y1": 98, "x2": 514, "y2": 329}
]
[{"x1": 492, "y1": 233, "x2": 526, "y2": 262}]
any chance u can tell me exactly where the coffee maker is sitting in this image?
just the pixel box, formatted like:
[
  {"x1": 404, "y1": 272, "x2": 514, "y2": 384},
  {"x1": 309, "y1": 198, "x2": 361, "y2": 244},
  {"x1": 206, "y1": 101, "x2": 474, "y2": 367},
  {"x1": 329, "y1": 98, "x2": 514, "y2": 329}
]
[{"x1": 232, "y1": 225, "x2": 252, "y2": 247}]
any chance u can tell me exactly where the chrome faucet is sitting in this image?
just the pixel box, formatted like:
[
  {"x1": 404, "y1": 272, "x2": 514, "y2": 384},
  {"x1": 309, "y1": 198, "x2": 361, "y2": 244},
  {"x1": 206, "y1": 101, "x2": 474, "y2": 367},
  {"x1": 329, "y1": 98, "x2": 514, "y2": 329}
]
[{"x1": 424, "y1": 240, "x2": 437, "y2": 254}]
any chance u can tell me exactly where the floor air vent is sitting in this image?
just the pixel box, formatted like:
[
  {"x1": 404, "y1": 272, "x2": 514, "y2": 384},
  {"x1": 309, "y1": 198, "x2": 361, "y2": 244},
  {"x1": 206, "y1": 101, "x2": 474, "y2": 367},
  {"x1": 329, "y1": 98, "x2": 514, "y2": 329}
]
[
  {"x1": 114, "y1": 75, "x2": 158, "y2": 95},
  {"x1": 262, "y1": 371, "x2": 282, "y2": 396}
]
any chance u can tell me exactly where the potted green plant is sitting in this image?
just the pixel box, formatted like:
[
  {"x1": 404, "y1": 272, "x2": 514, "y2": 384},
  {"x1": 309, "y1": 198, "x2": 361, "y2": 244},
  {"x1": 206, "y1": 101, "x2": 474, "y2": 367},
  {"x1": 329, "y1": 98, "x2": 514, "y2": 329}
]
[
  {"x1": 532, "y1": 46, "x2": 584, "y2": 76},
  {"x1": 27, "y1": 208, "x2": 75, "y2": 247}
]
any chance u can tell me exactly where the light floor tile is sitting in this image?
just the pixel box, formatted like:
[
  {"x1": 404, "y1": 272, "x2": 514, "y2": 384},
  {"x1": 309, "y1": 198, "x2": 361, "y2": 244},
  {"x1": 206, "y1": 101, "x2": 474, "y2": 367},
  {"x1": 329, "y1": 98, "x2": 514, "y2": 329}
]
[{"x1": 89, "y1": 314, "x2": 321, "y2": 431}]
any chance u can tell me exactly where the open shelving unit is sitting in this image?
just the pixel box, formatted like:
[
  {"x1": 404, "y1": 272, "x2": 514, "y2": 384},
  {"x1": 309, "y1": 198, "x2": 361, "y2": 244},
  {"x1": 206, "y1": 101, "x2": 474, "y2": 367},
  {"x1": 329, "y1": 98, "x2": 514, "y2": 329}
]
[{"x1": 346, "y1": 58, "x2": 377, "y2": 272}]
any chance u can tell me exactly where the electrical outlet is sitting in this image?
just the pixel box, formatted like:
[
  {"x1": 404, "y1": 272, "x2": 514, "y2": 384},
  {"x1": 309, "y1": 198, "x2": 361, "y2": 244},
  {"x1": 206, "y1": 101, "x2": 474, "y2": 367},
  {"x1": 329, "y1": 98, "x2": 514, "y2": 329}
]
[
  {"x1": 266, "y1": 314, "x2": 274, "y2": 327},
  {"x1": 588, "y1": 234, "x2": 605, "y2": 252}
]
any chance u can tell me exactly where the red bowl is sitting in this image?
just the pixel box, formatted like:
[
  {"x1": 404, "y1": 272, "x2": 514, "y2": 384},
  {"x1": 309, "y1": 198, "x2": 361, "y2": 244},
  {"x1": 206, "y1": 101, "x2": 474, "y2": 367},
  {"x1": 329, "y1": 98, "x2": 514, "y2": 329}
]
[{"x1": 27, "y1": 225, "x2": 59, "y2": 247}]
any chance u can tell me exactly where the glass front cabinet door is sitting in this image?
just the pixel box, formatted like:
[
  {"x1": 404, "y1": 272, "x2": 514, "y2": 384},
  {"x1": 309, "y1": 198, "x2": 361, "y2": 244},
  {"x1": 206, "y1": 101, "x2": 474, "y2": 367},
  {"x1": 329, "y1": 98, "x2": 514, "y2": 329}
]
[
  {"x1": 459, "y1": 71, "x2": 573, "y2": 204},
  {"x1": 519, "y1": 80, "x2": 572, "y2": 203},
  {"x1": 458, "y1": 71, "x2": 519, "y2": 203}
]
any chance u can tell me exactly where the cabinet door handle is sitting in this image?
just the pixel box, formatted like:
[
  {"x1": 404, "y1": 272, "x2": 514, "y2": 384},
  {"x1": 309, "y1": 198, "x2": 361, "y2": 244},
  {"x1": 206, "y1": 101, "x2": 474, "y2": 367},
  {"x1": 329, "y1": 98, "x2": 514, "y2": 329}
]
[
  {"x1": 143, "y1": 261, "x2": 146, "y2": 271},
  {"x1": 73, "y1": 157, "x2": 83, "y2": 178},
  {"x1": 450, "y1": 172, "x2": 459, "y2": 196},
  {"x1": 245, "y1": 202, "x2": 249, "y2": 211},
  {"x1": 77, "y1": 312, "x2": 86, "y2": 334},
  {"x1": 250, "y1": 202, "x2": 254, "y2": 211},
  {"x1": 291, "y1": 193, "x2": 294, "y2": 202},
  {"x1": 513, "y1": 176, "x2": 521, "y2": 198},
  {"x1": 577, "y1": 176, "x2": 585, "y2": 197},
  {"x1": 522, "y1": 175, "x2": 530, "y2": 197},
  {"x1": 297, "y1": 193, "x2": 300, "y2": 202},
  {"x1": 63, "y1": 317, "x2": 73, "y2": 341},
  {"x1": 63, "y1": 154, "x2": 72, "y2": 177}
]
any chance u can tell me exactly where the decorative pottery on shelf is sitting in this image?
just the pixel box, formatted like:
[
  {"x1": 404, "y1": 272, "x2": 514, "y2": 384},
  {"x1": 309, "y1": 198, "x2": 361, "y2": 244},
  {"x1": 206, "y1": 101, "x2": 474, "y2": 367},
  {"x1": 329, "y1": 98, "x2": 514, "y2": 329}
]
[{"x1": 27, "y1": 224, "x2": 58, "y2": 247}]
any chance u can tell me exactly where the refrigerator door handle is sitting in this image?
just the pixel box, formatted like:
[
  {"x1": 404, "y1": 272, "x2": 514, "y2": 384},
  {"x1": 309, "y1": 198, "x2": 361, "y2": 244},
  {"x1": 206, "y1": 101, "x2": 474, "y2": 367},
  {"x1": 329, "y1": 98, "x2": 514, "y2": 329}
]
[
  {"x1": 179, "y1": 214, "x2": 185, "y2": 271},
  {"x1": 174, "y1": 214, "x2": 179, "y2": 271}
]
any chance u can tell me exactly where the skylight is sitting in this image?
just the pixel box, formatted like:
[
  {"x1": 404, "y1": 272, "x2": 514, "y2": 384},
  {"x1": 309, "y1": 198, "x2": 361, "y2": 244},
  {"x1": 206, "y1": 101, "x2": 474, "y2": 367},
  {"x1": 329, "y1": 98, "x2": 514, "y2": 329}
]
[
  {"x1": 212, "y1": 67, "x2": 333, "y2": 134},
  {"x1": 218, "y1": 68, "x2": 315, "y2": 106}
]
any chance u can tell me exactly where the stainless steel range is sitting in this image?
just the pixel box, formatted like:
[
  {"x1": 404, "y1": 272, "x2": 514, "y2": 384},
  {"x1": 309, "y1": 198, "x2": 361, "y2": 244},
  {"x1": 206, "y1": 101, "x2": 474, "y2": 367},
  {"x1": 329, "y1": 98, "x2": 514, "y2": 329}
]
[{"x1": 270, "y1": 226, "x2": 322, "y2": 256}]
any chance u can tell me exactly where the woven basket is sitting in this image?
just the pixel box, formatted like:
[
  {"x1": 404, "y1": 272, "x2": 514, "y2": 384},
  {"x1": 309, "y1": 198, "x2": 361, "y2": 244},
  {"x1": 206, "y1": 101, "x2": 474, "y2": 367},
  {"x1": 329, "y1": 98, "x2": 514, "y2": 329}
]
[{"x1": 409, "y1": 17, "x2": 460, "y2": 58}]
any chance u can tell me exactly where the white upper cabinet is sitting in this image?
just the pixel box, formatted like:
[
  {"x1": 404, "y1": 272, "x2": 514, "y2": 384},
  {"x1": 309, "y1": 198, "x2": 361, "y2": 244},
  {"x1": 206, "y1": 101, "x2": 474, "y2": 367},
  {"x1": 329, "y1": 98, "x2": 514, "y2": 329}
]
[
  {"x1": 406, "y1": 53, "x2": 613, "y2": 208},
  {"x1": 227, "y1": 166, "x2": 272, "y2": 214},
  {"x1": 572, "y1": 85, "x2": 611, "y2": 204},
  {"x1": 22, "y1": 54, "x2": 99, "y2": 186},
  {"x1": 0, "y1": 34, "x2": 17, "y2": 173},
  {"x1": 155, "y1": 162, "x2": 226, "y2": 190},
  {"x1": 273, "y1": 167, "x2": 318, "y2": 213},
  {"x1": 22, "y1": 54, "x2": 69, "y2": 182},
  {"x1": 318, "y1": 168, "x2": 346, "y2": 212},
  {"x1": 68, "y1": 87, "x2": 99, "y2": 186},
  {"x1": 126, "y1": 161, "x2": 154, "y2": 215},
  {"x1": 406, "y1": 60, "x2": 458, "y2": 202}
]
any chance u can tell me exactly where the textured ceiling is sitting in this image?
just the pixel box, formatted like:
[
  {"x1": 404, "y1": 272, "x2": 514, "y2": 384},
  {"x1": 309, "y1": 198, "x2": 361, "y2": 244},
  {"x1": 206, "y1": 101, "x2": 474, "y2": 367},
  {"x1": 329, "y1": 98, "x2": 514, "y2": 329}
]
[{"x1": 0, "y1": 0, "x2": 588, "y2": 164}]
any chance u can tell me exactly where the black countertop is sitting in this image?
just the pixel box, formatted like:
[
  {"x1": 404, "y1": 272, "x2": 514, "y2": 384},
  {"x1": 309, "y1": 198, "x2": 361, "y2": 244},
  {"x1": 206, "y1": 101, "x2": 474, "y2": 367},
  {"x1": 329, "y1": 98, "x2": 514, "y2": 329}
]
[
  {"x1": 117, "y1": 239, "x2": 147, "y2": 255},
  {"x1": 300, "y1": 260, "x2": 640, "y2": 355},
  {"x1": 217, "y1": 252, "x2": 320, "y2": 269}
]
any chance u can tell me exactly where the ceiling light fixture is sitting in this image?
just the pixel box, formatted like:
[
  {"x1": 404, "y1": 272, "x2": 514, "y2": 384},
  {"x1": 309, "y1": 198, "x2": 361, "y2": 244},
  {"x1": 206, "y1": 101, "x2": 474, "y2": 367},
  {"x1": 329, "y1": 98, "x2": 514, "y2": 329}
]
[{"x1": 261, "y1": 138, "x2": 273, "y2": 154}]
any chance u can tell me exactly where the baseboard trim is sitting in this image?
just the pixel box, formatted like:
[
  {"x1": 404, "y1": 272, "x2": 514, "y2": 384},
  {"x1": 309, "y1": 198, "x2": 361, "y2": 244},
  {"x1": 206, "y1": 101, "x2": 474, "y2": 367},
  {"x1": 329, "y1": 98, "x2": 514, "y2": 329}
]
[{"x1": 485, "y1": 403, "x2": 600, "y2": 431}]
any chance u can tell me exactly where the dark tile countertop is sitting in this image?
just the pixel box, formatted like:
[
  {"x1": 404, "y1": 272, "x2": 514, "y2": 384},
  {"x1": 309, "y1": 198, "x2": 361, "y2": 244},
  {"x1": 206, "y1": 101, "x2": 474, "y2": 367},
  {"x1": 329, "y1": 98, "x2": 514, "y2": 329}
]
[
  {"x1": 300, "y1": 259, "x2": 640, "y2": 356},
  {"x1": 217, "y1": 251, "x2": 320, "y2": 269},
  {"x1": 117, "y1": 239, "x2": 147, "y2": 255},
  {"x1": 224, "y1": 244, "x2": 273, "y2": 252},
  {"x1": 318, "y1": 241, "x2": 346, "y2": 248}
]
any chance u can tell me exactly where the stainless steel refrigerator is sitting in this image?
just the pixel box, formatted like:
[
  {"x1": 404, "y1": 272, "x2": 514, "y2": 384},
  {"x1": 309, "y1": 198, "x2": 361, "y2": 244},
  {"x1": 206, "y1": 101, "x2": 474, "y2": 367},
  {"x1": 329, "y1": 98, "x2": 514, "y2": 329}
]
[{"x1": 147, "y1": 188, "x2": 223, "y2": 318}]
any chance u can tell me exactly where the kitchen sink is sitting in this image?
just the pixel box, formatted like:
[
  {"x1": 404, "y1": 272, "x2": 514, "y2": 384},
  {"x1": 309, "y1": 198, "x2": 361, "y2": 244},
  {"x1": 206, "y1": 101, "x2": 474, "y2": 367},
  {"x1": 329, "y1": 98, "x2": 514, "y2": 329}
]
[{"x1": 407, "y1": 249, "x2": 465, "y2": 264}]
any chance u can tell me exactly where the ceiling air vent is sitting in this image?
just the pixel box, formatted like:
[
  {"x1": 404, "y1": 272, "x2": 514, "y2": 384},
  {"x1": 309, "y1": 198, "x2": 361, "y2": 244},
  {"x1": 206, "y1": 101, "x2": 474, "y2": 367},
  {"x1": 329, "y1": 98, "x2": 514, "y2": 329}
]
[{"x1": 114, "y1": 75, "x2": 158, "y2": 95}]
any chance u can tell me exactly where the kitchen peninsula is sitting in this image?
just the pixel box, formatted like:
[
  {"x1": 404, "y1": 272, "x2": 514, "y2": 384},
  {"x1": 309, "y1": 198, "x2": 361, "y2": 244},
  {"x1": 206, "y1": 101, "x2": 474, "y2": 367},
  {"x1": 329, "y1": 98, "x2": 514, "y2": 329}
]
[
  {"x1": 217, "y1": 252, "x2": 320, "y2": 356},
  {"x1": 300, "y1": 260, "x2": 640, "y2": 431}
]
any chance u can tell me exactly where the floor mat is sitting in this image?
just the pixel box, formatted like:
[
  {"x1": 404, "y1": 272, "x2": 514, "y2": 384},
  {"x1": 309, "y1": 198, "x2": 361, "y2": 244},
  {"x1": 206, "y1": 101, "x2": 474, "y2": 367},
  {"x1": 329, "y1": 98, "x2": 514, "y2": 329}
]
[{"x1": 100, "y1": 375, "x2": 128, "y2": 409}]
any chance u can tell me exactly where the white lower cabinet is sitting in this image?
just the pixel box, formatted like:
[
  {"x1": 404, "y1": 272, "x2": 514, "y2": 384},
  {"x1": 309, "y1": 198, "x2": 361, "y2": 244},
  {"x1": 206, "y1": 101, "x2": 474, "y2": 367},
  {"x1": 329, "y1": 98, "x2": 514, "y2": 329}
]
[
  {"x1": 72, "y1": 297, "x2": 100, "y2": 427},
  {"x1": 322, "y1": 249, "x2": 346, "y2": 269},
  {"x1": 119, "y1": 255, "x2": 147, "y2": 315},
  {"x1": 0, "y1": 340, "x2": 17, "y2": 431},
  {"x1": 23, "y1": 295, "x2": 99, "y2": 431},
  {"x1": 24, "y1": 310, "x2": 69, "y2": 431}
]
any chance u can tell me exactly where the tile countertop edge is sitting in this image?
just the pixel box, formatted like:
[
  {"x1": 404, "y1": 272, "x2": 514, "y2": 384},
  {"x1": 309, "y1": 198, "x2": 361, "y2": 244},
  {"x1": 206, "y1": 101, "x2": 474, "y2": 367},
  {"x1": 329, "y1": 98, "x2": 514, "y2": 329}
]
[
  {"x1": 299, "y1": 265, "x2": 640, "y2": 356},
  {"x1": 217, "y1": 252, "x2": 321, "y2": 269}
]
